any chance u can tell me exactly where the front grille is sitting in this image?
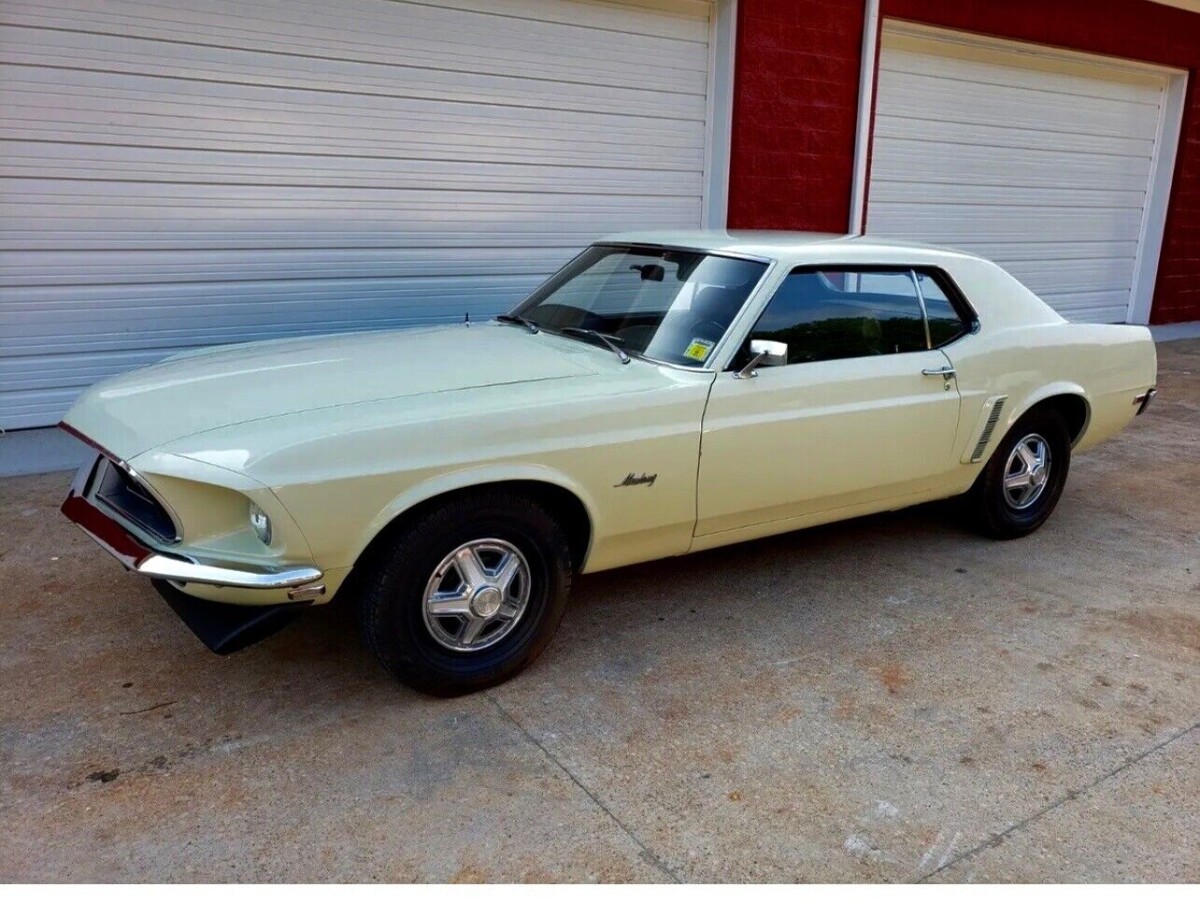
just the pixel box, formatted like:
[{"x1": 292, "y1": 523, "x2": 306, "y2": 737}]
[{"x1": 93, "y1": 459, "x2": 179, "y2": 544}]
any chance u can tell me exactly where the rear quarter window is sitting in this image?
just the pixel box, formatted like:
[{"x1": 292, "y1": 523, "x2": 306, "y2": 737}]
[{"x1": 917, "y1": 271, "x2": 971, "y2": 346}]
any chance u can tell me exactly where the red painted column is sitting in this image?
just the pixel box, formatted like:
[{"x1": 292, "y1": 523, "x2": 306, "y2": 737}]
[{"x1": 727, "y1": 0, "x2": 865, "y2": 233}]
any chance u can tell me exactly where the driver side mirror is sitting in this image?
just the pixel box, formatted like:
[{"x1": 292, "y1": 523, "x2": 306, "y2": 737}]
[
  {"x1": 750, "y1": 339, "x2": 787, "y2": 366},
  {"x1": 735, "y1": 339, "x2": 788, "y2": 379}
]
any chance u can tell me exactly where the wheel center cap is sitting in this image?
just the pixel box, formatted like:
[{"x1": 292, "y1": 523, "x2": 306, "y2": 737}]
[
  {"x1": 1031, "y1": 465, "x2": 1047, "y2": 486},
  {"x1": 471, "y1": 586, "x2": 503, "y2": 618}
]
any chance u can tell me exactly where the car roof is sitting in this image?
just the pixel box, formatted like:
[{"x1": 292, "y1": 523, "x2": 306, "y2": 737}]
[
  {"x1": 598, "y1": 230, "x2": 983, "y2": 265},
  {"x1": 594, "y1": 230, "x2": 1064, "y2": 331}
]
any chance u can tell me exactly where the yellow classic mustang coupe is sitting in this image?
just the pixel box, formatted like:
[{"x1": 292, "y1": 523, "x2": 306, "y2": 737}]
[{"x1": 60, "y1": 232, "x2": 1158, "y2": 694}]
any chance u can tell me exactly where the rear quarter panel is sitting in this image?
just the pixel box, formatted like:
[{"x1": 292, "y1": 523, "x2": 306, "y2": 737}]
[{"x1": 941, "y1": 254, "x2": 1157, "y2": 477}]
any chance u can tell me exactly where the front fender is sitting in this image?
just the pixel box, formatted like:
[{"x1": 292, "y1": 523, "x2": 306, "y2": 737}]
[{"x1": 357, "y1": 463, "x2": 601, "y2": 568}]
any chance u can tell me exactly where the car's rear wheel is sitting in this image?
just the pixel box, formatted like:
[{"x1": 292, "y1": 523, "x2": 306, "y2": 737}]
[
  {"x1": 357, "y1": 489, "x2": 571, "y2": 695},
  {"x1": 967, "y1": 407, "x2": 1071, "y2": 539}
]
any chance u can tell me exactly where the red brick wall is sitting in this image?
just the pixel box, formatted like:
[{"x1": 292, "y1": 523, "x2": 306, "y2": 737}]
[
  {"x1": 729, "y1": 0, "x2": 1200, "y2": 323},
  {"x1": 727, "y1": 0, "x2": 865, "y2": 234}
]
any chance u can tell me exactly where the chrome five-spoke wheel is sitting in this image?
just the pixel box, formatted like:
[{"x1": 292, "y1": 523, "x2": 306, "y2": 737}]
[
  {"x1": 358, "y1": 488, "x2": 572, "y2": 694},
  {"x1": 968, "y1": 408, "x2": 1070, "y2": 540},
  {"x1": 1003, "y1": 433, "x2": 1051, "y2": 510},
  {"x1": 422, "y1": 539, "x2": 531, "y2": 652}
]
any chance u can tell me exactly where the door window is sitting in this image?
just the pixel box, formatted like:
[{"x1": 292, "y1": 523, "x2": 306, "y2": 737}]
[
  {"x1": 747, "y1": 267, "x2": 970, "y2": 364},
  {"x1": 748, "y1": 269, "x2": 927, "y2": 364}
]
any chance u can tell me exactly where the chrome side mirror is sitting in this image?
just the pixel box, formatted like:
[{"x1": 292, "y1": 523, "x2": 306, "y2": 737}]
[
  {"x1": 751, "y1": 339, "x2": 787, "y2": 366},
  {"x1": 734, "y1": 339, "x2": 788, "y2": 379}
]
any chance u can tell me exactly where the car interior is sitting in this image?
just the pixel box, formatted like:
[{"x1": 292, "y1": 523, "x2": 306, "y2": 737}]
[{"x1": 750, "y1": 270, "x2": 940, "y2": 363}]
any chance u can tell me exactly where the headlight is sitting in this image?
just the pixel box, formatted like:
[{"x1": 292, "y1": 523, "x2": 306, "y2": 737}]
[{"x1": 248, "y1": 502, "x2": 272, "y2": 545}]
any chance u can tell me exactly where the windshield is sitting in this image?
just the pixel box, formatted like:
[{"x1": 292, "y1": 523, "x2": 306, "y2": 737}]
[{"x1": 512, "y1": 244, "x2": 768, "y2": 367}]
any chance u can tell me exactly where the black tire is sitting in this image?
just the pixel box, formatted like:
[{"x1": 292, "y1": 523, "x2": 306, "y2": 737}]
[
  {"x1": 967, "y1": 407, "x2": 1071, "y2": 540},
  {"x1": 357, "y1": 489, "x2": 571, "y2": 696}
]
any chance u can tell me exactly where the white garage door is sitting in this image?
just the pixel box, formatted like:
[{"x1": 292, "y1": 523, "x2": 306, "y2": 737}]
[
  {"x1": 0, "y1": 0, "x2": 716, "y2": 428},
  {"x1": 868, "y1": 24, "x2": 1175, "y2": 324}
]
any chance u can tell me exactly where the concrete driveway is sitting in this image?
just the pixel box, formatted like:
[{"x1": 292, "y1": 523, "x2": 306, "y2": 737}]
[{"x1": 1, "y1": 340, "x2": 1197, "y2": 883}]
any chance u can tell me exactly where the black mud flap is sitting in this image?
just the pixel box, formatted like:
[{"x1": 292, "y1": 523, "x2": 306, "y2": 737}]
[{"x1": 151, "y1": 579, "x2": 311, "y2": 655}]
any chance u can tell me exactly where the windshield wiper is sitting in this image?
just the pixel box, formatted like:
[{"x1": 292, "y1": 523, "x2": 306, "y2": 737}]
[
  {"x1": 495, "y1": 313, "x2": 539, "y2": 334},
  {"x1": 560, "y1": 327, "x2": 630, "y2": 365}
]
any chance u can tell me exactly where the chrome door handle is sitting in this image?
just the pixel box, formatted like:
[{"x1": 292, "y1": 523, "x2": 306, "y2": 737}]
[{"x1": 922, "y1": 365, "x2": 956, "y2": 380}]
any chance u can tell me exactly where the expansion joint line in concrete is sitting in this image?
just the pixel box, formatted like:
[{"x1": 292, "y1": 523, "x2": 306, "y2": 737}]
[
  {"x1": 485, "y1": 692, "x2": 682, "y2": 883},
  {"x1": 919, "y1": 720, "x2": 1200, "y2": 881}
]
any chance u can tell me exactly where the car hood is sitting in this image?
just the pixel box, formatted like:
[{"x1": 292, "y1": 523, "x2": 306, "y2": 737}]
[{"x1": 62, "y1": 323, "x2": 599, "y2": 458}]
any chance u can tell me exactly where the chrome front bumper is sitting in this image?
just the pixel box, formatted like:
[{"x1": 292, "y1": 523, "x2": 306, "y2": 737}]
[{"x1": 61, "y1": 454, "x2": 324, "y2": 597}]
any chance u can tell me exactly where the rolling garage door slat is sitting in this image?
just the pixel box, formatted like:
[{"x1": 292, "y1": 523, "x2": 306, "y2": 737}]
[
  {"x1": 867, "y1": 26, "x2": 1169, "y2": 325},
  {"x1": 0, "y1": 0, "x2": 714, "y2": 428}
]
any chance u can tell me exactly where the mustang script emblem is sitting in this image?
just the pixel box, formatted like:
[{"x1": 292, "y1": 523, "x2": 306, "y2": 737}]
[{"x1": 614, "y1": 472, "x2": 657, "y2": 488}]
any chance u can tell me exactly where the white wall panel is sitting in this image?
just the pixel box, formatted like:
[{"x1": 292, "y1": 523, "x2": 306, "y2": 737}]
[
  {"x1": 0, "y1": 0, "x2": 714, "y2": 427},
  {"x1": 868, "y1": 25, "x2": 1172, "y2": 324}
]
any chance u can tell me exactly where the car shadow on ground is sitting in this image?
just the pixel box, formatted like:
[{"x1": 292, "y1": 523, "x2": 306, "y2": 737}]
[{"x1": 260, "y1": 497, "x2": 979, "y2": 698}]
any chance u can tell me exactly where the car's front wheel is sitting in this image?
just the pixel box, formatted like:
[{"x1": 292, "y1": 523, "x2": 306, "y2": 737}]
[
  {"x1": 357, "y1": 489, "x2": 572, "y2": 695},
  {"x1": 967, "y1": 407, "x2": 1071, "y2": 539}
]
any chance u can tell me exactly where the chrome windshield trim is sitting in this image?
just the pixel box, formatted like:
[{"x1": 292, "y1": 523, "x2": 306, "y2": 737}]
[
  {"x1": 591, "y1": 241, "x2": 776, "y2": 266},
  {"x1": 535, "y1": 326, "x2": 720, "y2": 374},
  {"x1": 704, "y1": 257, "x2": 783, "y2": 372}
]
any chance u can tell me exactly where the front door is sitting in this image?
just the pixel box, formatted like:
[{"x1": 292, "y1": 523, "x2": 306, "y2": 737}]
[{"x1": 696, "y1": 266, "x2": 967, "y2": 536}]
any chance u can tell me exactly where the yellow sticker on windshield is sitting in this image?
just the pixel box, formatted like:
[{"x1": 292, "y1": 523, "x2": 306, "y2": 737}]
[{"x1": 683, "y1": 338, "x2": 715, "y2": 362}]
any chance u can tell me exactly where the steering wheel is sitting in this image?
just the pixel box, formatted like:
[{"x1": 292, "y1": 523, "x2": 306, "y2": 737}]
[{"x1": 613, "y1": 324, "x2": 656, "y2": 347}]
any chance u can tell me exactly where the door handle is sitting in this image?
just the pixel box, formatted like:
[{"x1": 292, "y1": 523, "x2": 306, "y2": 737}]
[{"x1": 922, "y1": 365, "x2": 956, "y2": 380}]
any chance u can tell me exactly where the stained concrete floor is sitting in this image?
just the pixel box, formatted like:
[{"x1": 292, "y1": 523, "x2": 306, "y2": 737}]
[{"x1": 1, "y1": 340, "x2": 1197, "y2": 883}]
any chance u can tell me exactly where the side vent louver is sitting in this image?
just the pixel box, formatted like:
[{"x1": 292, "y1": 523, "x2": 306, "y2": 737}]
[{"x1": 970, "y1": 397, "x2": 1007, "y2": 462}]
